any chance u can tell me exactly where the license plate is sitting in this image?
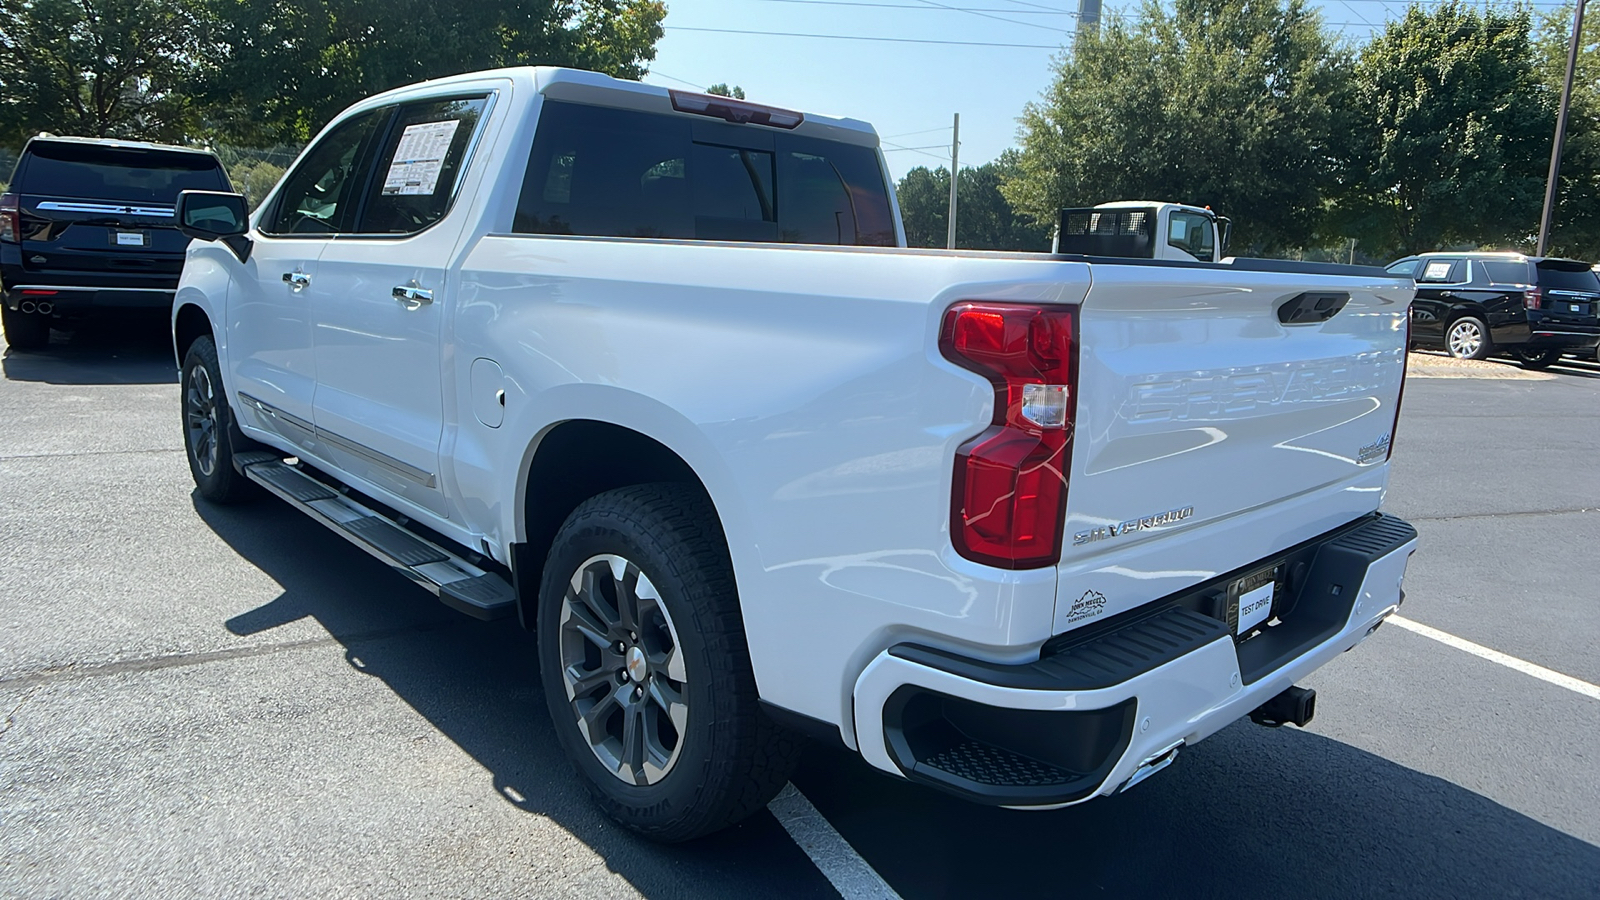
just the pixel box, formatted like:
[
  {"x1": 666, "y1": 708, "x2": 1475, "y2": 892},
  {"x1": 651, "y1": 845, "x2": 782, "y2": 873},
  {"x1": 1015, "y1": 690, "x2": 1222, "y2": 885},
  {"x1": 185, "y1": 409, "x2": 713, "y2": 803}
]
[
  {"x1": 1571, "y1": 303, "x2": 1583, "y2": 313},
  {"x1": 1228, "y1": 566, "x2": 1279, "y2": 635},
  {"x1": 114, "y1": 231, "x2": 147, "y2": 247}
]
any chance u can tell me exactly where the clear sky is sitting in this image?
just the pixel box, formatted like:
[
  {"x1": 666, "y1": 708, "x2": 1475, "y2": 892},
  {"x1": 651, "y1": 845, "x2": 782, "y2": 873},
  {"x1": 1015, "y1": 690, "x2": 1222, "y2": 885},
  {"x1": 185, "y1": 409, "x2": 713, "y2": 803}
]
[{"x1": 639, "y1": 1, "x2": 1561, "y2": 183}]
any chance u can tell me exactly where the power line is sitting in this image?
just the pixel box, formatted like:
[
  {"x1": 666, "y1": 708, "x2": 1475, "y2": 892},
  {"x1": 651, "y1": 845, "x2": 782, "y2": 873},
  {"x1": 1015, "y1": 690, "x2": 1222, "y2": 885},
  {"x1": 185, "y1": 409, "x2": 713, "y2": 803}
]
[
  {"x1": 881, "y1": 125, "x2": 955, "y2": 138},
  {"x1": 746, "y1": 0, "x2": 1078, "y2": 14},
  {"x1": 664, "y1": 25, "x2": 1068, "y2": 48},
  {"x1": 903, "y1": 0, "x2": 1074, "y2": 33}
]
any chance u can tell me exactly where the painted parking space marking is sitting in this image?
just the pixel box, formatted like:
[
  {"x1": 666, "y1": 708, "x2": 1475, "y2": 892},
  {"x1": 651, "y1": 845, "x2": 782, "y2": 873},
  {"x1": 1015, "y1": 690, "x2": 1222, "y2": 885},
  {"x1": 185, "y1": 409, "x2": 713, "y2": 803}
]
[
  {"x1": 1389, "y1": 615, "x2": 1600, "y2": 701},
  {"x1": 770, "y1": 784, "x2": 902, "y2": 900}
]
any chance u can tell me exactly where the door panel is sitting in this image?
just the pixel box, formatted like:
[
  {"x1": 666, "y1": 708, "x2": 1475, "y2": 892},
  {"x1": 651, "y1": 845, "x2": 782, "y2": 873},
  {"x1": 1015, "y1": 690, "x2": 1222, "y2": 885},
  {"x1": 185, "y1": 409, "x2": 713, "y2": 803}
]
[
  {"x1": 309, "y1": 95, "x2": 490, "y2": 518},
  {"x1": 226, "y1": 238, "x2": 322, "y2": 450}
]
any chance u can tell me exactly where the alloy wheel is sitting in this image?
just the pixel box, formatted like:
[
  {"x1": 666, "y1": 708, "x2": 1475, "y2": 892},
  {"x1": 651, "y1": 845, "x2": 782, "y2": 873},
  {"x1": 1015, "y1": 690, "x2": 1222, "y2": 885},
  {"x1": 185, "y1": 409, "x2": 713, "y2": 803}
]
[
  {"x1": 558, "y1": 554, "x2": 690, "y2": 785},
  {"x1": 1447, "y1": 320, "x2": 1483, "y2": 358},
  {"x1": 185, "y1": 363, "x2": 219, "y2": 477}
]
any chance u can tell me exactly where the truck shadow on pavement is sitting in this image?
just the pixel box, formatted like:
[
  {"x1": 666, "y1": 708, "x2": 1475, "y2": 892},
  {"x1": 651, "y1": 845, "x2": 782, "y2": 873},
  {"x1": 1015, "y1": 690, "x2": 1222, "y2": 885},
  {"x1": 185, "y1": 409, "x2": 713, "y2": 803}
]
[
  {"x1": 194, "y1": 492, "x2": 1600, "y2": 900},
  {"x1": 791, "y1": 720, "x2": 1600, "y2": 899},
  {"x1": 1, "y1": 318, "x2": 176, "y2": 385},
  {"x1": 195, "y1": 494, "x2": 838, "y2": 900}
]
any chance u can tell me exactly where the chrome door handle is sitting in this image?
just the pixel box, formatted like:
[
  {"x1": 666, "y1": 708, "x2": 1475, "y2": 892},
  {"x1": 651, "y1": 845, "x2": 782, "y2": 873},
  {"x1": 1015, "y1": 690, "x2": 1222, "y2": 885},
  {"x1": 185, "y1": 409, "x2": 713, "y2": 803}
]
[
  {"x1": 392, "y1": 285, "x2": 433, "y2": 307},
  {"x1": 283, "y1": 272, "x2": 311, "y2": 291}
]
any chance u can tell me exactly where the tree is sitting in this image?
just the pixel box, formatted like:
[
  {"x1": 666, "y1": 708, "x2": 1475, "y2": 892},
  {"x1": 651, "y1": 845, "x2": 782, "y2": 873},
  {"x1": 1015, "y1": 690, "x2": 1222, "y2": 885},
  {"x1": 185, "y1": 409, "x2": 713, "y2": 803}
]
[
  {"x1": 0, "y1": 0, "x2": 216, "y2": 144},
  {"x1": 197, "y1": 0, "x2": 667, "y2": 143},
  {"x1": 898, "y1": 154, "x2": 1051, "y2": 251},
  {"x1": 706, "y1": 83, "x2": 745, "y2": 99},
  {"x1": 1004, "y1": 0, "x2": 1353, "y2": 255},
  {"x1": 1341, "y1": 3, "x2": 1553, "y2": 257},
  {"x1": 1534, "y1": 4, "x2": 1600, "y2": 260}
]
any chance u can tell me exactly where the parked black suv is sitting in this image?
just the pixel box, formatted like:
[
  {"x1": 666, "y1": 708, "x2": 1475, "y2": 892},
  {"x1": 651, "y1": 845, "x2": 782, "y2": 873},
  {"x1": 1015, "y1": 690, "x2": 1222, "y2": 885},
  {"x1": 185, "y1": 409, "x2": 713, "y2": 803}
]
[
  {"x1": 1386, "y1": 252, "x2": 1600, "y2": 368},
  {"x1": 1, "y1": 136, "x2": 231, "y2": 350}
]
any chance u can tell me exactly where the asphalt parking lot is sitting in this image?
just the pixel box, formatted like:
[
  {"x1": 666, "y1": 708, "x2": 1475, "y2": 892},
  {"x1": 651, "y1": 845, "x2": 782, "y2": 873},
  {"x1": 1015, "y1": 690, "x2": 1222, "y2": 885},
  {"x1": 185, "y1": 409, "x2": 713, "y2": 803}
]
[{"x1": 3, "y1": 325, "x2": 1598, "y2": 899}]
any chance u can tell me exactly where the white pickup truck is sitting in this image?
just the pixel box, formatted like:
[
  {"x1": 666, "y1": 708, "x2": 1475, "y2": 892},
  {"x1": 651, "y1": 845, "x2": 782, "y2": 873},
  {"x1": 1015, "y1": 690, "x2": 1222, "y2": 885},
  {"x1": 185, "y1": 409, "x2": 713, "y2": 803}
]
[{"x1": 171, "y1": 67, "x2": 1418, "y2": 842}]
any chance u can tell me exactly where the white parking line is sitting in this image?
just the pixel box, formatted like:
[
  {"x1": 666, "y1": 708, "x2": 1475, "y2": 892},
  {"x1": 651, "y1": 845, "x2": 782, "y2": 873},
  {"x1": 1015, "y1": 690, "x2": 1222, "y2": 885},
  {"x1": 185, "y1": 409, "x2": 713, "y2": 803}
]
[
  {"x1": 1389, "y1": 615, "x2": 1600, "y2": 701},
  {"x1": 770, "y1": 783, "x2": 903, "y2": 900}
]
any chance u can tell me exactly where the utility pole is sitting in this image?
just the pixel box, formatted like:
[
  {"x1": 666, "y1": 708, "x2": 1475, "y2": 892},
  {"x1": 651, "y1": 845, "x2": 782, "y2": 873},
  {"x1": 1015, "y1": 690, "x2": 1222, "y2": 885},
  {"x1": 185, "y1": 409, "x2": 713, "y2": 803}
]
[
  {"x1": 1077, "y1": 0, "x2": 1101, "y2": 35},
  {"x1": 1539, "y1": 0, "x2": 1586, "y2": 256},
  {"x1": 946, "y1": 113, "x2": 960, "y2": 250}
]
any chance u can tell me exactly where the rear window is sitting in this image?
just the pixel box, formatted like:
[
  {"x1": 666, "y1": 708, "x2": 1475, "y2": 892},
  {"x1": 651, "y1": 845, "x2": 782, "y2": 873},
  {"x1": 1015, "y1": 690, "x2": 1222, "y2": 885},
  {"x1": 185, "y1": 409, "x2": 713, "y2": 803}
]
[
  {"x1": 514, "y1": 100, "x2": 895, "y2": 246},
  {"x1": 1535, "y1": 262, "x2": 1600, "y2": 293},
  {"x1": 1479, "y1": 260, "x2": 1532, "y2": 285},
  {"x1": 17, "y1": 141, "x2": 227, "y2": 203}
]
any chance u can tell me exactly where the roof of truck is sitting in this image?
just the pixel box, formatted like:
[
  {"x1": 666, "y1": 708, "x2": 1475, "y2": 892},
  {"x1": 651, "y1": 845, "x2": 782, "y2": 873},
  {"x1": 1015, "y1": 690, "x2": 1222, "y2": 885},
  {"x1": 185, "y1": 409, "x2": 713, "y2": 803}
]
[{"x1": 354, "y1": 66, "x2": 881, "y2": 145}]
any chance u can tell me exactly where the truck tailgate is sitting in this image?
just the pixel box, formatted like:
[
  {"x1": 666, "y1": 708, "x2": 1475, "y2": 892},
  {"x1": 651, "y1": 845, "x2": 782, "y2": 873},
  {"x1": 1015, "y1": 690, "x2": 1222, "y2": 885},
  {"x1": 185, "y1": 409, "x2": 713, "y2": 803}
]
[{"x1": 1058, "y1": 262, "x2": 1412, "y2": 623}]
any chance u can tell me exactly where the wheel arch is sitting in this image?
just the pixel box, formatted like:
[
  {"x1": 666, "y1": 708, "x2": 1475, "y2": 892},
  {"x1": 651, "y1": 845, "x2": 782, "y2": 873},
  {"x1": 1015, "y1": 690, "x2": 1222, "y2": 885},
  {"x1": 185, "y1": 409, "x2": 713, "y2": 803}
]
[
  {"x1": 512, "y1": 419, "x2": 732, "y2": 630},
  {"x1": 173, "y1": 302, "x2": 214, "y2": 365}
]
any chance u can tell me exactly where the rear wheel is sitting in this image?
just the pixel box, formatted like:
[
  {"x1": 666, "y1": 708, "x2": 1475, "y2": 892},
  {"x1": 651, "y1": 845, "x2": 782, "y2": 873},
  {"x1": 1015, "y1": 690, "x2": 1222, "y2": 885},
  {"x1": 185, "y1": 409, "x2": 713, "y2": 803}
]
[
  {"x1": 537, "y1": 484, "x2": 801, "y2": 842},
  {"x1": 1512, "y1": 348, "x2": 1561, "y2": 370},
  {"x1": 1445, "y1": 316, "x2": 1492, "y2": 360},
  {"x1": 1, "y1": 306, "x2": 49, "y2": 351},
  {"x1": 181, "y1": 335, "x2": 257, "y2": 504}
]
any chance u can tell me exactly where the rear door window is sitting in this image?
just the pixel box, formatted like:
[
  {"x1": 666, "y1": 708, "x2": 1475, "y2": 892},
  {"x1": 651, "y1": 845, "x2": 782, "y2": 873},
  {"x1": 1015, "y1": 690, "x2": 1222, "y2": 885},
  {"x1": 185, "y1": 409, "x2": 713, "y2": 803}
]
[
  {"x1": 1417, "y1": 259, "x2": 1465, "y2": 283},
  {"x1": 1535, "y1": 263, "x2": 1600, "y2": 293},
  {"x1": 16, "y1": 142, "x2": 228, "y2": 203},
  {"x1": 1385, "y1": 259, "x2": 1420, "y2": 278},
  {"x1": 515, "y1": 100, "x2": 896, "y2": 246},
  {"x1": 1479, "y1": 260, "x2": 1532, "y2": 285},
  {"x1": 356, "y1": 95, "x2": 491, "y2": 235}
]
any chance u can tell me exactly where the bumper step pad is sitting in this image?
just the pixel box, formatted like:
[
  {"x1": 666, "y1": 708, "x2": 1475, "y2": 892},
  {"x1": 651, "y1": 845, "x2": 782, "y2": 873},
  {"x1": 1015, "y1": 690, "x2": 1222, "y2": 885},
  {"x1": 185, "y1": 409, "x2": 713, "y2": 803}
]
[{"x1": 240, "y1": 458, "x2": 514, "y2": 620}]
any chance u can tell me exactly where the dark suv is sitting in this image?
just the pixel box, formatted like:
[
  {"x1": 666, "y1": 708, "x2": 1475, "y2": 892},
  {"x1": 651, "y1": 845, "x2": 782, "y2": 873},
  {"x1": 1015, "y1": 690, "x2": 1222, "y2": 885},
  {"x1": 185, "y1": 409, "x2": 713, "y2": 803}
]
[
  {"x1": 1386, "y1": 252, "x2": 1600, "y2": 368},
  {"x1": 1, "y1": 136, "x2": 232, "y2": 350}
]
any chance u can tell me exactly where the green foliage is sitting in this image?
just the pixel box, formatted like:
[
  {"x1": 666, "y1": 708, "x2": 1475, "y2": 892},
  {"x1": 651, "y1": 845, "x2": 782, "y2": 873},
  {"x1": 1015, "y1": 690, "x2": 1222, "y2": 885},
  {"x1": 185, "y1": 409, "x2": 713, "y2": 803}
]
[
  {"x1": 213, "y1": 144, "x2": 298, "y2": 208},
  {"x1": 1006, "y1": 0, "x2": 1353, "y2": 255},
  {"x1": 1340, "y1": 2, "x2": 1552, "y2": 257},
  {"x1": 196, "y1": 0, "x2": 667, "y2": 143},
  {"x1": 898, "y1": 154, "x2": 1051, "y2": 251},
  {"x1": 706, "y1": 83, "x2": 745, "y2": 99},
  {"x1": 1534, "y1": 4, "x2": 1600, "y2": 259},
  {"x1": 0, "y1": 0, "x2": 666, "y2": 149},
  {"x1": 0, "y1": 0, "x2": 215, "y2": 144}
]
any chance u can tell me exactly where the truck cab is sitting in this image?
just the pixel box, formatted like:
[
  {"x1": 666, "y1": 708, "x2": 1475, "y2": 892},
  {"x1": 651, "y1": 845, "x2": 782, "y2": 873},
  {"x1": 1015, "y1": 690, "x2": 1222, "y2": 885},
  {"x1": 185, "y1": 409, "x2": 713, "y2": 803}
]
[{"x1": 1054, "y1": 200, "x2": 1229, "y2": 262}]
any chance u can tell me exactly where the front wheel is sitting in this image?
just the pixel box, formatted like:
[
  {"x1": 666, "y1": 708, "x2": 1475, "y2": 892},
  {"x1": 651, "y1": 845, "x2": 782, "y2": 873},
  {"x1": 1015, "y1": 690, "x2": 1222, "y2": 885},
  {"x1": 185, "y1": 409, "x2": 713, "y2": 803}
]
[
  {"x1": 181, "y1": 335, "x2": 257, "y2": 503},
  {"x1": 537, "y1": 484, "x2": 801, "y2": 842},
  {"x1": 1512, "y1": 348, "x2": 1561, "y2": 370},
  {"x1": 1445, "y1": 316, "x2": 1493, "y2": 360}
]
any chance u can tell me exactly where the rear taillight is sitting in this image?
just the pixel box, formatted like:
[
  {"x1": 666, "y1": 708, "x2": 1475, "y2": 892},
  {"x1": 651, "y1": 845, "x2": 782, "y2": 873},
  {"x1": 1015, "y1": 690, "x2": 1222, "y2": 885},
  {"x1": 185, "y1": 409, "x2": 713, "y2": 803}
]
[
  {"x1": 1389, "y1": 310, "x2": 1411, "y2": 461},
  {"x1": 939, "y1": 302, "x2": 1078, "y2": 569},
  {"x1": 1524, "y1": 288, "x2": 1543, "y2": 310},
  {"x1": 0, "y1": 193, "x2": 19, "y2": 243}
]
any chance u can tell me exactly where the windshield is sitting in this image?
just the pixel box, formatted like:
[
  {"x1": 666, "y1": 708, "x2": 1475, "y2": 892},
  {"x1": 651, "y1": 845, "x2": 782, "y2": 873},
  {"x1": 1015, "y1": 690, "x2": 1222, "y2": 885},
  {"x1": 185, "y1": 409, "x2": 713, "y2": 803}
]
[{"x1": 18, "y1": 142, "x2": 228, "y2": 203}]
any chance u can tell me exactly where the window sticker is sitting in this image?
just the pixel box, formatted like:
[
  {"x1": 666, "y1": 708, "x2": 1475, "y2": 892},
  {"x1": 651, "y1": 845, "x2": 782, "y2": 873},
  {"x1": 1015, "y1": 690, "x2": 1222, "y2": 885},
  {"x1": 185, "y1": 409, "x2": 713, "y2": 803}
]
[
  {"x1": 382, "y1": 119, "x2": 461, "y2": 196},
  {"x1": 1422, "y1": 261, "x2": 1454, "y2": 281}
]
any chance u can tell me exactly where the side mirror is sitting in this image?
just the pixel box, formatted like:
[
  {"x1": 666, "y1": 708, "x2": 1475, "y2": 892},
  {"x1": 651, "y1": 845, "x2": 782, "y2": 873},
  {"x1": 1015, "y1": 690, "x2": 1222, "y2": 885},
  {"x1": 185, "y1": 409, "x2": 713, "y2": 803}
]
[{"x1": 175, "y1": 190, "x2": 252, "y2": 262}]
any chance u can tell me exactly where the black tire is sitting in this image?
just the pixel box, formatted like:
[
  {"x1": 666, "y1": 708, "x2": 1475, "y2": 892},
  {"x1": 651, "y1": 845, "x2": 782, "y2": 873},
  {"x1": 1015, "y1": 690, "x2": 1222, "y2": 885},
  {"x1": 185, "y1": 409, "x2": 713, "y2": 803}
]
[
  {"x1": 537, "y1": 483, "x2": 801, "y2": 842},
  {"x1": 181, "y1": 335, "x2": 257, "y2": 504},
  {"x1": 1512, "y1": 347, "x2": 1561, "y2": 370},
  {"x1": 1445, "y1": 316, "x2": 1492, "y2": 360},
  {"x1": 1, "y1": 306, "x2": 50, "y2": 351}
]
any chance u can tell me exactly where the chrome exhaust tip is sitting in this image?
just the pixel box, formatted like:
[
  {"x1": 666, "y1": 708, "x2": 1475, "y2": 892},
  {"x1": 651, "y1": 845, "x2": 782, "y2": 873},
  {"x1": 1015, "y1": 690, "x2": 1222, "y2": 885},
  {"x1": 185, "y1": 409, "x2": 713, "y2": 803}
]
[
  {"x1": 19, "y1": 300, "x2": 36, "y2": 314},
  {"x1": 35, "y1": 301, "x2": 52, "y2": 315}
]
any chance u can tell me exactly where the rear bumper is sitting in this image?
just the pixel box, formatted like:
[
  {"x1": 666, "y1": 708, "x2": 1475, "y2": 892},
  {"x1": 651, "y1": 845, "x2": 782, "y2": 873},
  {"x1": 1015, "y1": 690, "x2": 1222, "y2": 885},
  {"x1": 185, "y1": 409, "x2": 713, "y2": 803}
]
[
  {"x1": 1508, "y1": 315, "x2": 1600, "y2": 350},
  {"x1": 1524, "y1": 330, "x2": 1600, "y2": 350},
  {"x1": 852, "y1": 513, "x2": 1417, "y2": 807},
  {"x1": 4, "y1": 283, "x2": 175, "y2": 313}
]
